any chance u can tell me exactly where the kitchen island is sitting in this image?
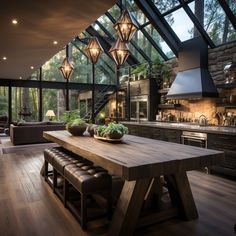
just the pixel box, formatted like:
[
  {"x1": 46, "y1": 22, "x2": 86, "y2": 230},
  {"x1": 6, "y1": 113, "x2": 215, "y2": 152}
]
[
  {"x1": 122, "y1": 121, "x2": 236, "y2": 178},
  {"x1": 43, "y1": 130, "x2": 223, "y2": 236}
]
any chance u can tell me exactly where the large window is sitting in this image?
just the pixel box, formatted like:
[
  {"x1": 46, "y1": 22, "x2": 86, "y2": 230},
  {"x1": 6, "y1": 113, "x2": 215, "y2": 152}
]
[
  {"x1": 0, "y1": 87, "x2": 8, "y2": 116},
  {"x1": 12, "y1": 87, "x2": 39, "y2": 122},
  {"x1": 42, "y1": 49, "x2": 66, "y2": 81},
  {"x1": 42, "y1": 89, "x2": 66, "y2": 121},
  {"x1": 189, "y1": 0, "x2": 236, "y2": 45}
]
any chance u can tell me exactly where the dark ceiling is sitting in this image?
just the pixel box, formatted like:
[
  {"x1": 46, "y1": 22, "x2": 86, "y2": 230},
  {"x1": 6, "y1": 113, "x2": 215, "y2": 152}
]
[{"x1": 0, "y1": 0, "x2": 116, "y2": 80}]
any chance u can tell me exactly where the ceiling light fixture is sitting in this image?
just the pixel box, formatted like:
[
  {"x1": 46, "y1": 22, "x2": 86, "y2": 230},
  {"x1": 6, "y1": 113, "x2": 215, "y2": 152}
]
[
  {"x1": 19, "y1": 76, "x2": 22, "y2": 80},
  {"x1": 30, "y1": 66, "x2": 34, "y2": 70},
  {"x1": 12, "y1": 19, "x2": 18, "y2": 25},
  {"x1": 53, "y1": 41, "x2": 58, "y2": 45},
  {"x1": 2, "y1": 57, "x2": 7, "y2": 60},
  {"x1": 114, "y1": 9, "x2": 138, "y2": 42},
  {"x1": 109, "y1": 38, "x2": 130, "y2": 66},
  {"x1": 59, "y1": 57, "x2": 74, "y2": 80},
  {"x1": 85, "y1": 37, "x2": 103, "y2": 64}
]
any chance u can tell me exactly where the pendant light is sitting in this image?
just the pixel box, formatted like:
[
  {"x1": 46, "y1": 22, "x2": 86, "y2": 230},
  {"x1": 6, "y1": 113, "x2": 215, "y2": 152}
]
[
  {"x1": 114, "y1": 9, "x2": 138, "y2": 42},
  {"x1": 109, "y1": 38, "x2": 130, "y2": 66},
  {"x1": 85, "y1": 37, "x2": 103, "y2": 64},
  {"x1": 59, "y1": 57, "x2": 74, "y2": 80},
  {"x1": 84, "y1": 37, "x2": 103, "y2": 123}
]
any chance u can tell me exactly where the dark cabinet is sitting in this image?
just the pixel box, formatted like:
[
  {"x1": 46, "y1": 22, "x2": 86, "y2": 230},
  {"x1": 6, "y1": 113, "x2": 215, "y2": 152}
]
[
  {"x1": 162, "y1": 129, "x2": 181, "y2": 143},
  {"x1": 125, "y1": 124, "x2": 181, "y2": 143},
  {"x1": 208, "y1": 133, "x2": 236, "y2": 178}
]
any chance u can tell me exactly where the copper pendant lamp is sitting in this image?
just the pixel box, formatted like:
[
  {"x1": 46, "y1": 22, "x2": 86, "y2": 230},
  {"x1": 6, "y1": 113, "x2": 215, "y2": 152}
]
[
  {"x1": 114, "y1": 9, "x2": 138, "y2": 42},
  {"x1": 85, "y1": 37, "x2": 103, "y2": 64},
  {"x1": 109, "y1": 38, "x2": 130, "y2": 66},
  {"x1": 59, "y1": 57, "x2": 74, "y2": 80}
]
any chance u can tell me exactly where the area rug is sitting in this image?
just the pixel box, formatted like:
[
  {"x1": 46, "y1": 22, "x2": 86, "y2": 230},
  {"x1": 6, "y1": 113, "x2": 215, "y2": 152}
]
[{"x1": 1, "y1": 142, "x2": 59, "y2": 154}]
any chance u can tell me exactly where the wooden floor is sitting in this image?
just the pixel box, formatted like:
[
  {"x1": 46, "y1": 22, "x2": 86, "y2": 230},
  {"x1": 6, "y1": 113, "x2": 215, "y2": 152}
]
[{"x1": 0, "y1": 149, "x2": 235, "y2": 236}]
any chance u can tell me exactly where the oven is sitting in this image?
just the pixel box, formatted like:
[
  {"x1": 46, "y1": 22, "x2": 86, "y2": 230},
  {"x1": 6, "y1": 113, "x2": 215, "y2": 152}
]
[{"x1": 181, "y1": 131, "x2": 207, "y2": 148}]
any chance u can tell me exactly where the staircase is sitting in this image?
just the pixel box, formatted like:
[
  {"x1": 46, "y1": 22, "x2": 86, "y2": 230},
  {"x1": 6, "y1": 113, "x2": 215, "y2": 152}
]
[{"x1": 83, "y1": 85, "x2": 116, "y2": 121}]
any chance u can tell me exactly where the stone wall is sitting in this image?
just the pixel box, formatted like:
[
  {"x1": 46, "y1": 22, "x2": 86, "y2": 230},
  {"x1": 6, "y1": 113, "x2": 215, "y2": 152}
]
[{"x1": 209, "y1": 42, "x2": 236, "y2": 85}]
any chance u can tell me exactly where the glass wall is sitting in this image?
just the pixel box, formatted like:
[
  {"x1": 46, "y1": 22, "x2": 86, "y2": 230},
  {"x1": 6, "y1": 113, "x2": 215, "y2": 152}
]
[
  {"x1": 42, "y1": 89, "x2": 66, "y2": 121},
  {"x1": 189, "y1": 0, "x2": 236, "y2": 45},
  {"x1": 42, "y1": 49, "x2": 66, "y2": 82},
  {"x1": 12, "y1": 87, "x2": 39, "y2": 122},
  {"x1": 0, "y1": 87, "x2": 8, "y2": 116}
]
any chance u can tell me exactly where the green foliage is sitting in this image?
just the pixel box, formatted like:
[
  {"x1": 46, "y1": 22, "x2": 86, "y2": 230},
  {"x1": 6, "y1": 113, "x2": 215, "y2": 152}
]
[
  {"x1": 95, "y1": 125, "x2": 107, "y2": 136},
  {"x1": 97, "y1": 123, "x2": 128, "y2": 137},
  {"x1": 63, "y1": 110, "x2": 81, "y2": 125},
  {"x1": 71, "y1": 118, "x2": 86, "y2": 126}
]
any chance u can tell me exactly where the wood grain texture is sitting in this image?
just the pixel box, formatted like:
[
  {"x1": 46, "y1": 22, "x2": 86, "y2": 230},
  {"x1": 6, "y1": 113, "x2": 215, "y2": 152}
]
[
  {"x1": 0, "y1": 151, "x2": 235, "y2": 236},
  {"x1": 43, "y1": 131, "x2": 223, "y2": 181}
]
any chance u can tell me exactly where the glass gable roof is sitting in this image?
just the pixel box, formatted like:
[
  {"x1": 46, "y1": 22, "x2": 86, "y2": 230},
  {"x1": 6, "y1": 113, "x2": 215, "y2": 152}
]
[{"x1": 38, "y1": 0, "x2": 236, "y2": 81}]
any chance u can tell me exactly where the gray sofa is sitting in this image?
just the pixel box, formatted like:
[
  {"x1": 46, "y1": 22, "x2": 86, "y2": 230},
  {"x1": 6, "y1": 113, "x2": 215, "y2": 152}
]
[{"x1": 10, "y1": 121, "x2": 66, "y2": 145}]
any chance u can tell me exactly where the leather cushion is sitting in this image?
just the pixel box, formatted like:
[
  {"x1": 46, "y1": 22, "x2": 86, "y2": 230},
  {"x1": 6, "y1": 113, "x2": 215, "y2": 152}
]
[{"x1": 64, "y1": 163, "x2": 112, "y2": 194}]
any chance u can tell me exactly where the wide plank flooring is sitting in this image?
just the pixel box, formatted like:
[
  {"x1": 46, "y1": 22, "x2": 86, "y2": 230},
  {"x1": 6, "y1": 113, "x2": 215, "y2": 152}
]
[{"x1": 0, "y1": 150, "x2": 235, "y2": 236}]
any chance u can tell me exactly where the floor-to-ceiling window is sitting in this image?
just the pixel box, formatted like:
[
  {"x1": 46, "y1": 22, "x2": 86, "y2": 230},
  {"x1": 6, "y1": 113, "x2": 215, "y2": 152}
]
[{"x1": 11, "y1": 87, "x2": 39, "y2": 122}]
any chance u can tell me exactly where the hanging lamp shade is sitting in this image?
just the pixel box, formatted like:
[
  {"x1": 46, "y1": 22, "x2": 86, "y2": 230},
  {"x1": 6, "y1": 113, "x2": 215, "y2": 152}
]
[
  {"x1": 109, "y1": 39, "x2": 130, "y2": 66},
  {"x1": 85, "y1": 37, "x2": 103, "y2": 64},
  {"x1": 114, "y1": 9, "x2": 138, "y2": 42},
  {"x1": 59, "y1": 57, "x2": 74, "y2": 80}
]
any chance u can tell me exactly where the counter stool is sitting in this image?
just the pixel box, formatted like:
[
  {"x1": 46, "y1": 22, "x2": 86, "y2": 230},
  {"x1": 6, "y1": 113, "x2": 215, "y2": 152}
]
[{"x1": 64, "y1": 163, "x2": 112, "y2": 229}]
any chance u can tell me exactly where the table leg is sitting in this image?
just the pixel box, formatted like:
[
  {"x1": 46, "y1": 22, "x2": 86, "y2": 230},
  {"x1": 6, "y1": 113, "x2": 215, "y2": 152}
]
[
  {"x1": 40, "y1": 162, "x2": 45, "y2": 176},
  {"x1": 165, "y1": 171, "x2": 198, "y2": 220},
  {"x1": 108, "y1": 178, "x2": 151, "y2": 236}
]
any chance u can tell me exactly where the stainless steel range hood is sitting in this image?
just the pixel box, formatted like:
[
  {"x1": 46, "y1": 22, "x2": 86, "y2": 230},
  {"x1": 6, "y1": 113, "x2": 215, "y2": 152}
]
[{"x1": 166, "y1": 37, "x2": 218, "y2": 99}]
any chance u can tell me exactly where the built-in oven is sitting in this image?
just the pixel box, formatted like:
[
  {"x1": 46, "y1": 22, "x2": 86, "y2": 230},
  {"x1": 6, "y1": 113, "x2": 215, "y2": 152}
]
[
  {"x1": 181, "y1": 131, "x2": 208, "y2": 173},
  {"x1": 181, "y1": 131, "x2": 207, "y2": 148}
]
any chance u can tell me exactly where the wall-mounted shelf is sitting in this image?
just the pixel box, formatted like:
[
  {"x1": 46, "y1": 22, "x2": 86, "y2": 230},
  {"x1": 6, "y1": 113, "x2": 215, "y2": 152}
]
[{"x1": 158, "y1": 104, "x2": 181, "y2": 109}]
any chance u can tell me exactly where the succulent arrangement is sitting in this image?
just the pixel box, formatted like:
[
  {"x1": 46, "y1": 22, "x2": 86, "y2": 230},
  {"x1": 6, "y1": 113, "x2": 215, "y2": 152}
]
[{"x1": 95, "y1": 123, "x2": 128, "y2": 139}]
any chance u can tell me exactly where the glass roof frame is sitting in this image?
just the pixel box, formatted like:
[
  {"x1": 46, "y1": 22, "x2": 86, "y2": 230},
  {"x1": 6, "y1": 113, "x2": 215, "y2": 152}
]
[
  {"x1": 103, "y1": 12, "x2": 152, "y2": 63},
  {"x1": 116, "y1": 2, "x2": 170, "y2": 60},
  {"x1": 70, "y1": 40, "x2": 113, "y2": 80},
  {"x1": 135, "y1": 0, "x2": 236, "y2": 51}
]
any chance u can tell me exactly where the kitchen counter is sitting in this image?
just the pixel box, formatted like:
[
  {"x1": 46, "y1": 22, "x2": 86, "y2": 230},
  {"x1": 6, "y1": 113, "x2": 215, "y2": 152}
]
[{"x1": 122, "y1": 121, "x2": 236, "y2": 136}]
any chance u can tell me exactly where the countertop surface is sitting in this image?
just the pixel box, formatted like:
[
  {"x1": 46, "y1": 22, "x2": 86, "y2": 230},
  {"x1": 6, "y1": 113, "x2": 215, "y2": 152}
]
[{"x1": 122, "y1": 121, "x2": 236, "y2": 136}]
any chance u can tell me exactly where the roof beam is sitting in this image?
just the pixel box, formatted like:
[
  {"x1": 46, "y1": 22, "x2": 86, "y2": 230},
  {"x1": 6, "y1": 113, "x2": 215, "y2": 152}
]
[
  {"x1": 218, "y1": 0, "x2": 236, "y2": 32},
  {"x1": 178, "y1": 0, "x2": 215, "y2": 48},
  {"x1": 135, "y1": 0, "x2": 180, "y2": 56},
  {"x1": 104, "y1": 12, "x2": 152, "y2": 63},
  {"x1": 116, "y1": 3, "x2": 168, "y2": 60},
  {"x1": 86, "y1": 25, "x2": 139, "y2": 65},
  {"x1": 71, "y1": 40, "x2": 115, "y2": 76}
]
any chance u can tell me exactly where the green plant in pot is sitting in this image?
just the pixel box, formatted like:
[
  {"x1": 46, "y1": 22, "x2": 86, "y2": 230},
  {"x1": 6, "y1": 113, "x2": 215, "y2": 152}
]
[
  {"x1": 96, "y1": 123, "x2": 128, "y2": 140},
  {"x1": 63, "y1": 110, "x2": 87, "y2": 136}
]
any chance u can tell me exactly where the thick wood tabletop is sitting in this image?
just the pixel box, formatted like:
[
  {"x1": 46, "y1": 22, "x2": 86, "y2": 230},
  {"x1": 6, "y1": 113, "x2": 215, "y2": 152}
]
[{"x1": 43, "y1": 130, "x2": 223, "y2": 180}]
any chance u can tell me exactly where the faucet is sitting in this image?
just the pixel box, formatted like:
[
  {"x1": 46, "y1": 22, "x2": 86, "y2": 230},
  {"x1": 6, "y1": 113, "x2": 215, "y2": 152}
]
[{"x1": 199, "y1": 114, "x2": 208, "y2": 126}]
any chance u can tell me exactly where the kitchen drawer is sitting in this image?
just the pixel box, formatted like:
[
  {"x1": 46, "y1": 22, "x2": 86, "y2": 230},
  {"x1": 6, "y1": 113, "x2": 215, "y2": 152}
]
[
  {"x1": 208, "y1": 134, "x2": 236, "y2": 151},
  {"x1": 140, "y1": 126, "x2": 153, "y2": 139},
  {"x1": 152, "y1": 128, "x2": 162, "y2": 140},
  {"x1": 126, "y1": 125, "x2": 139, "y2": 136},
  {"x1": 162, "y1": 129, "x2": 181, "y2": 143}
]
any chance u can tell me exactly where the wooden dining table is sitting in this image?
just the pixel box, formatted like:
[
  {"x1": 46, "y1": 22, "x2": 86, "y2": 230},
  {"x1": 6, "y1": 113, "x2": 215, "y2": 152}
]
[{"x1": 43, "y1": 130, "x2": 223, "y2": 236}]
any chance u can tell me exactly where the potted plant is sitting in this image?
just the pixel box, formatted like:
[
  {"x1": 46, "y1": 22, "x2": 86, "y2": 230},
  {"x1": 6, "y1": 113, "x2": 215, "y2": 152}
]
[
  {"x1": 95, "y1": 123, "x2": 128, "y2": 140},
  {"x1": 63, "y1": 110, "x2": 87, "y2": 136}
]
